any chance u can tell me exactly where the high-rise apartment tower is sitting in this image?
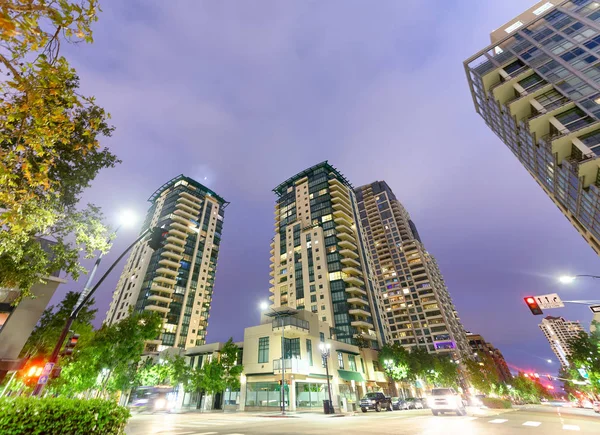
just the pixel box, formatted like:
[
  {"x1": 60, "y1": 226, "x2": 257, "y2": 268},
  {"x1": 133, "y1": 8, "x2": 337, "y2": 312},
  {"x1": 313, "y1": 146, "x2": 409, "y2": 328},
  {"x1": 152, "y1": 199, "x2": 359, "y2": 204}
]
[
  {"x1": 269, "y1": 162, "x2": 389, "y2": 347},
  {"x1": 355, "y1": 181, "x2": 470, "y2": 361},
  {"x1": 539, "y1": 316, "x2": 584, "y2": 367},
  {"x1": 465, "y1": 0, "x2": 600, "y2": 255},
  {"x1": 105, "y1": 175, "x2": 227, "y2": 352}
]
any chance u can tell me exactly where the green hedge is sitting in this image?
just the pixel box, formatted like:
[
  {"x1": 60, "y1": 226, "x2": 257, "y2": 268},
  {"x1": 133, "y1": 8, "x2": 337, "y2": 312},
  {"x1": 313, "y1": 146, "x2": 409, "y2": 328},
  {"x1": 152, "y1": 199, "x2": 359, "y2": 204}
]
[
  {"x1": 481, "y1": 397, "x2": 512, "y2": 409},
  {"x1": 0, "y1": 397, "x2": 131, "y2": 434}
]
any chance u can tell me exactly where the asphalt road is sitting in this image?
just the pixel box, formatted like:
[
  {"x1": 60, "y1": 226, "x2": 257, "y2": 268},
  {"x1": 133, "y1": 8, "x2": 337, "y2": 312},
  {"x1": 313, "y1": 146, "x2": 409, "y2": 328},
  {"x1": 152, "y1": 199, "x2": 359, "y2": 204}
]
[{"x1": 125, "y1": 405, "x2": 600, "y2": 435}]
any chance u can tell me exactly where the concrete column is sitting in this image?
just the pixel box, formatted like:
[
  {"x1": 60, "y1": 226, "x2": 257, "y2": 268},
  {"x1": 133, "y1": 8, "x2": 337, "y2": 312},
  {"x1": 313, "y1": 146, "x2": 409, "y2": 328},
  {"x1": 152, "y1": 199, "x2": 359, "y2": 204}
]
[
  {"x1": 290, "y1": 379, "x2": 296, "y2": 411},
  {"x1": 239, "y1": 375, "x2": 246, "y2": 411}
]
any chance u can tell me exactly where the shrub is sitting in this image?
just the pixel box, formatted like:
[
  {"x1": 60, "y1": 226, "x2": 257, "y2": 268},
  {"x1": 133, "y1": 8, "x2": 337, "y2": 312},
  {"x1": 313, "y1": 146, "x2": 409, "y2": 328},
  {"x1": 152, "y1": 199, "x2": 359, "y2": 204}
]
[
  {"x1": 481, "y1": 397, "x2": 512, "y2": 409},
  {"x1": 0, "y1": 397, "x2": 131, "y2": 434}
]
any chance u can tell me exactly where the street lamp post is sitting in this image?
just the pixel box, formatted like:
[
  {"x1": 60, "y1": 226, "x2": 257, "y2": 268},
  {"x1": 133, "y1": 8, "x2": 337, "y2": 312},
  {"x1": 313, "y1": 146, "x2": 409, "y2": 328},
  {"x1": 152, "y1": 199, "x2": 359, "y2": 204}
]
[
  {"x1": 32, "y1": 212, "x2": 140, "y2": 397},
  {"x1": 319, "y1": 343, "x2": 333, "y2": 414},
  {"x1": 558, "y1": 274, "x2": 600, "y2": 284}
]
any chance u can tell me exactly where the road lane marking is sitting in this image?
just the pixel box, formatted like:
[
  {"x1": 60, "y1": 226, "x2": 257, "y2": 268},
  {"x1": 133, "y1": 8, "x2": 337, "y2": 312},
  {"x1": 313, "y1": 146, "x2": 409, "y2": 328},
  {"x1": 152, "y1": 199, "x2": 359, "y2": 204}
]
[
  {"x1": 194, "y1": 432, "x2": 218, "y2": 435},
  {"x1": 523, "y1": 421, "x2": 541, "y2": 427},
  {"x1": 563, "y1": 425, "x2": 580, "y2": 431},
  {"x1": 488, "y1": 419, "x2": 508, "y2": 424}
]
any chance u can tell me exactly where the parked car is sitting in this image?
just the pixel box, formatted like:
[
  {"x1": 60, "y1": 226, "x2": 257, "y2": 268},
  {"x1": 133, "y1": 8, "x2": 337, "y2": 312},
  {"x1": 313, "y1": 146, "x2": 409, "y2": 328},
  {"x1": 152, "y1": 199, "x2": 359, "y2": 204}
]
[
  {"x1": 427, "y1": 388, "x2": 467, "y2": 416},
  {"x1": 416, "y1": 397, "x2": 428, "y2": 409},
  {"x1": 593, "y1": 401, "x2": 600, "y2": 413},
  {"x1": 404, "y1": 397, "x2": 424, "y2": 409},
  {"x1": 360, "y1": 392, "x2": 393, "y2": 412},
  {"x1": 391, "y1": 397, "x2": 405, "y2": 410}
]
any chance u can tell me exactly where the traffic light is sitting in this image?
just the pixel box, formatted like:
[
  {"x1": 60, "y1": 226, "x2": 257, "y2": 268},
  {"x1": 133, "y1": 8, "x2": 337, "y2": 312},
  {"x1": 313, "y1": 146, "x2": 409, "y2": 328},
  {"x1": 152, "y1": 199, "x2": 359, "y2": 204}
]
[
  {"x1": 63, "y1": 334, "x2": 80, "y2": 356},
  {"x1": 148, "y1": 227, "x2": 168, "y2": 251},
  {"x1": 524, "y1": 296, "x2": 543, "y2": 315}
]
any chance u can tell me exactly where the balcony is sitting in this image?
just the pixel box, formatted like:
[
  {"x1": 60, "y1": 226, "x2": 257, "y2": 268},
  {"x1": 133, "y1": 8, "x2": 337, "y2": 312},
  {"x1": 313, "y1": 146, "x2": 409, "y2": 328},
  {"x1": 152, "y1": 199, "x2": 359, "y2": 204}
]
[
  {"x1": 332, "y1": 193, "x2": 352, "y2": 209},
  {"x1": 351, "y1": 320, "x2": 374, "y2": 330},
  {"x1": 168, "y1": 228, "x2": 187, "y2": 238},
  {"x1": 148, "y1": 294, "x2": 172, "y2": 304},
  {"x1": 345, "y1": 286, "x2": 367, "y2": 297},
  {"x1": 342, "y1": 266, "x2": 361, "y2": 276},
  {"x1": 175, "y1": 199, "x2": 198, "y2": 213},
  {"x1": 272, "y1": 316, "x2": 309, "y2": 337},
  {"x1": 177, "y1": 196, "x2": 200, "y2": 209},
  {"x1": 334, "y1": 215, "x2": 352, "y2": 226},
  {"x1": 332, "y1": 201, "x2": 352, "y2": 216},
  {"x1": 180, "y1": 191, "x2": 201, "y2": 204},
  {"x1": 337, "y1": 231, "x2": 356, "y2": 243},
  {"x1": 333, "y1": 208, "x2": 352, "y2": 220},
  {"x1": 166, "y1": 235, "x2": 185, "y2": 246},
  {"x1": 349, "y1": 308, "x2": 372, "y2": 318},
  {"x1": 161, "y1": 250, "x2": 183, "y2": 260},
  {"x1": 338, "y1": 239, "x2": 357, "y2": 250},
  {"x1": 340, "y1": 257, "x2": 360, "y2": 268},
  {"x1": 343, "y1": 275, "x2": 364, "y2": 287},
  {"x1": 171, "y1": 221, "x2": 194, "y2": 233},
  {"x1": 171, "y1": 214, "x2": 189, "y2": 225},
  {"x1": 156, "y1": 267, "x2": 178, "y2": 277},
  {"x1": 145, "y1": 304, "x2": 170, "y2": 314},
  {"x1": 339, "y1": 248, "x2": 358, "y2": 259},
  {"x1": 150, "y1": 283, "x2": 174, "y2": 294},
  {"x1": 154, "y1": 276, "x2": 177, "y2": 286},
  {"x1": 174, "y1": 208, "x2": 196, "y2": 220},
  {"x1": 273, "y1": 357, "x2": 309, "y2": 375},
  {"x1": 347, "y1": 296, "x2": 369, "y2": 306},
  {"x1": 159, "y1": 258, "x2": 180, "y2": 268}
]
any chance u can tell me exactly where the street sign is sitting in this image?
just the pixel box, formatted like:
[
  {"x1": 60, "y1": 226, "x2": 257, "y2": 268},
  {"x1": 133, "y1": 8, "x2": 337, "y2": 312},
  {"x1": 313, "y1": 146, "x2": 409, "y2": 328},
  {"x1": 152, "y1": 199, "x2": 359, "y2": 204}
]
[
  {"x1": 533, "y1": 293, "x2": 564, "y2": 309},
  {"x1": 37, "y1": 362, "x2": 55, "y2": 385},
  {"x1": 590, "y1": 304, "x2": 600, "y2": 313}
]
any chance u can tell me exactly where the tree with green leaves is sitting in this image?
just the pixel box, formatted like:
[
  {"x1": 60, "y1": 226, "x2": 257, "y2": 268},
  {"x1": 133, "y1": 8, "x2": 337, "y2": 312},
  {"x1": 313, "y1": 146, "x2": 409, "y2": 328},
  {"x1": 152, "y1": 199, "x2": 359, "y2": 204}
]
[
  {"x1": 21, "y1": 291, "x2": 97, "y2": 359},
  {"x1": 564, "y1": 327, "x2": 600, "y2": 396},
  {"x1": 220, "y1": 339, "x2": 243, "y2": 393},
  {"x1": 464, "y1": 354, "x2": 501, "y2": 395},
  {"x1": 0, "y1": 0, "x2": 119, "y2": 302},
  {"x1": 510, "y1": 373, "x2": 551, "y2": 404},
  {"x1": 47, "y1": 310, "x2": 163, "y2": 397}
]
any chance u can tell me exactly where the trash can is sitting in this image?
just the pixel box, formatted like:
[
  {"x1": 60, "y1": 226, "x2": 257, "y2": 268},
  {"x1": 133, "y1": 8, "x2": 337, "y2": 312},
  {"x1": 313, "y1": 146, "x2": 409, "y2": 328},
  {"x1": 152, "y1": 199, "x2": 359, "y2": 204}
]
[{"x1": 323, "y1": 399, "x2": 333, "y2": 414}]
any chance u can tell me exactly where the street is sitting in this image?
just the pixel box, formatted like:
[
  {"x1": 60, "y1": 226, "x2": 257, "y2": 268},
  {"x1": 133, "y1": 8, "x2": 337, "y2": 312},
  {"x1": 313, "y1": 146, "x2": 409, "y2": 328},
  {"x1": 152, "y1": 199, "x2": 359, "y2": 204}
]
[{"x1": 125, "y1": 405, "x2": 600, "y2": 435}]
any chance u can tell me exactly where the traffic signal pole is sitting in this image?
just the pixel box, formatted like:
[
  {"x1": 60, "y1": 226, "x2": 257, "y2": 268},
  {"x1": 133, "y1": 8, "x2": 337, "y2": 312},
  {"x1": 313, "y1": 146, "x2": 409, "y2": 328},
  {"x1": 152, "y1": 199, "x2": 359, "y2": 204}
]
[{"x1": 32, "y1": 228, "x2": 151, "y2": 396}]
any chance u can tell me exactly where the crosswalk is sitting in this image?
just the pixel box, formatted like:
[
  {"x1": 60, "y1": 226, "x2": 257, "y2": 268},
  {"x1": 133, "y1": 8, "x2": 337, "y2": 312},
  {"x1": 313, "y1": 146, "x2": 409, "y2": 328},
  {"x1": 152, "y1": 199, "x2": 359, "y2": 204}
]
[{"x1": 481, "y1": 418, "x2": 580, "y2": 431}]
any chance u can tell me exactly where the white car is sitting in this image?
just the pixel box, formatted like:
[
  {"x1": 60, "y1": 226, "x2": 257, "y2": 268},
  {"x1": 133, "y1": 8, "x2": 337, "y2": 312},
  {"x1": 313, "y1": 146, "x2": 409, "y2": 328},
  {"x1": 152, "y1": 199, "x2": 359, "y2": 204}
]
[{"x1": 427, "y1": 388, "x2": 467, "y2": 416}]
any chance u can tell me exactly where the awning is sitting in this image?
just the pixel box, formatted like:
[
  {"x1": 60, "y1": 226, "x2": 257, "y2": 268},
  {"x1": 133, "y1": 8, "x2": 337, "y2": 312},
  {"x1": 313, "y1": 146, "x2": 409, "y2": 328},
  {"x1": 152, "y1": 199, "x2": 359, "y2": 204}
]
[
  {"x1": 337, "y1": 370, "x2": 365, "y2": 382},
  {"x1": 336, "y1": 349, "x2": 360, "y2": 356}
]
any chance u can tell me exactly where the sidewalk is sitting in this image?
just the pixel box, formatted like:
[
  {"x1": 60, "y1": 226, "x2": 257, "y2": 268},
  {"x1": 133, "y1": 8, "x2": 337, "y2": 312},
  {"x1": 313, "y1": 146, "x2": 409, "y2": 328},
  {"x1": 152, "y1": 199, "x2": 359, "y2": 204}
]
[{"x1": 254, "y1": 411, "x2": 347, "y2": 419}]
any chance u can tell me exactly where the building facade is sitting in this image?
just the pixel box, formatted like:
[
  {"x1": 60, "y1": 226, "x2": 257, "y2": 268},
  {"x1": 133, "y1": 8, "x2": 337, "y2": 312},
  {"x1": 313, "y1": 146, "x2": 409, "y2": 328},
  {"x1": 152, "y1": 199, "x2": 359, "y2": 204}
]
[
  {"x1": 269, "y1": 162, "x2": 389, "y2": 347},
  {"x1": 355, "y1": 181, "x2": 471, "y2": 361},
  {"x1": 539, "y1": 316, "x2": 584, "y2": 367},
  {"x1": 466, "y1": 332, "x2": 512, "y2": 384},
  {"x1": 240, "y1": 309, "x2": 400, "y2": 412},
  {"x1": 465, "y1": 0, "x2": 600, "y2": 255},
  {"x1": 104, "y1": 175, "x2": 227, "y2": 352}
]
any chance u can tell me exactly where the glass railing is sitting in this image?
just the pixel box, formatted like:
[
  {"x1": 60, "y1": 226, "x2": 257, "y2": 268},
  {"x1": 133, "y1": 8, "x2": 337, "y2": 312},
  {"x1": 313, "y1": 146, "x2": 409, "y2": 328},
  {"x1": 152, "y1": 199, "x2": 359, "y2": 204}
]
[{"x1": 272, "y1": 316, "x2": 309, "y2": 331}]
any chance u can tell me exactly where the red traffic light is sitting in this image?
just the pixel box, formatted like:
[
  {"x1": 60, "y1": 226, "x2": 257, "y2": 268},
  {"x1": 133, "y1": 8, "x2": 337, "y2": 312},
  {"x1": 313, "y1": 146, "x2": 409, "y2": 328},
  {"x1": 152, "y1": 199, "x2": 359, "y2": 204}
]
[{"x1": 524, "y1": 296, "x2": 543, "y2": 315}]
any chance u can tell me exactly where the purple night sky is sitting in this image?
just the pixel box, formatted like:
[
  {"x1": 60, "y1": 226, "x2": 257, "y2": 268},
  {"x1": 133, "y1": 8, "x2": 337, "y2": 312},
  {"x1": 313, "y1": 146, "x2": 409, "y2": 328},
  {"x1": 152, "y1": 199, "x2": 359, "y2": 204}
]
[{"x1": 51, "y1": 0, "x2": 600, "y2": 377}]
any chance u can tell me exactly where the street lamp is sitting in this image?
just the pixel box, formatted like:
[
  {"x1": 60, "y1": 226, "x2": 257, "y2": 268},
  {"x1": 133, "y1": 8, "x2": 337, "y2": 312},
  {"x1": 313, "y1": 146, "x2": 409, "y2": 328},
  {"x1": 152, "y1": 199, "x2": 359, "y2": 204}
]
[
  {"x1": 319, "y1": 342, "x2": 334, "y2": 414},
  {"x1": 33, "y1": 210, "x2": 140, "y2": 396},
  {"x1": 260, "y1": 302, "x2": 290, "y2": 416},
  {"x1": 558, "y1": 274, "x2": 600, "y2": 284}
]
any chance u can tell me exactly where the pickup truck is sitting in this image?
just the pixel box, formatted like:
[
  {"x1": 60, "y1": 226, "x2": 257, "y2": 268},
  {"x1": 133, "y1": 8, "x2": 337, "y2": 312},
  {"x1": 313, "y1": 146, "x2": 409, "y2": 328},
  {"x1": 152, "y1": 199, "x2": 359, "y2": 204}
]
[
  {"x1": 360, "y1": 392, "x2": 393, "y2": 412},
  {"x1": 427, "y1": 388, "x2": 467, "y2": 416}
]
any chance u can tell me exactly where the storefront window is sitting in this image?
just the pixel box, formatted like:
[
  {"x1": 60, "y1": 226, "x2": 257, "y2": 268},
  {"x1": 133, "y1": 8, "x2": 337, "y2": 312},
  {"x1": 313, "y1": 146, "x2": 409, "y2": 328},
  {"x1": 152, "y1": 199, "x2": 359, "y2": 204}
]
[
  {"x1": 295, "y1": 382, "x2": 327, "y2": 408},
  {"x1": 245, "y1": 382, "x2": 289, "y2": 407}
]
